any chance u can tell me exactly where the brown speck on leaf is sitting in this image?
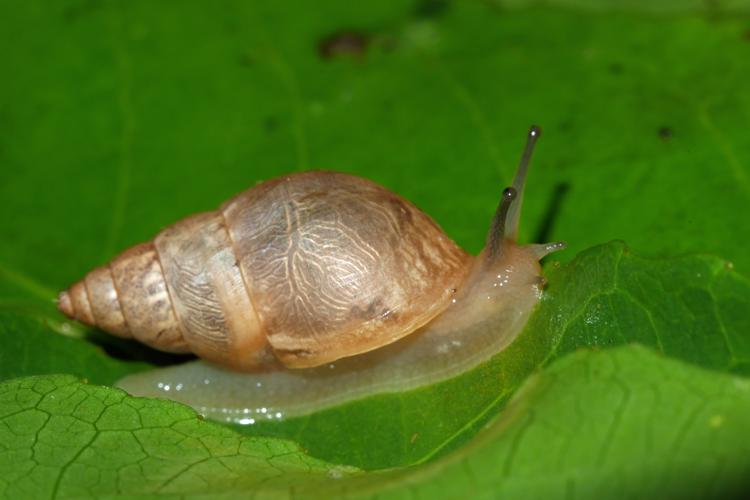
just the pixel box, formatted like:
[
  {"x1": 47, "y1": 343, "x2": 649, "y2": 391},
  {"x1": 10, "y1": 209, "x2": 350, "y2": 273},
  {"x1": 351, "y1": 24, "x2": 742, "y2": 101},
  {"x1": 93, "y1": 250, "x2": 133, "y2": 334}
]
[
  {"x1": 658, "y1": 126, "x2": 673, "y2": 140},
  {"x1": 264, "y1": 116, "x2": 279, "y2": 133},
  {"x1": 608, "y1": 62, "x2": 624, "y2": 75},
  {"x1": 410, "y1": 433, "x2": 419, "y2": 443},
  {"x1": 558, "y1": 120, "x2": 573, "y2": 133},
  {"x1": 413, "y1": 0, "x2": 450, "y2": 19},
  {"x1": 318, "y1": 31, "x2": 369, "y2": 60},
  {"x1": 63, "y1": 0, "x2": 100, "y2": 23},
  {"x1": 238, "y1": 52, "x2": 254, "y2": 68},
  {"x1": 743, "y1": 29, "x2": 750, "y2": 42}
]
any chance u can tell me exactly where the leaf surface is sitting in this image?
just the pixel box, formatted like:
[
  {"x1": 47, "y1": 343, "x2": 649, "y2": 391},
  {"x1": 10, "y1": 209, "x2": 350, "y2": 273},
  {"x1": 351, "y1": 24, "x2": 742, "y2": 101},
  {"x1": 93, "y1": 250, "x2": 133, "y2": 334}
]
[
  {"x1": 1, "y1": 0, "x2": 750, "y2": 498},
  {"x1": 2, "y1": 346, "x2": 749, "y2": 499}
]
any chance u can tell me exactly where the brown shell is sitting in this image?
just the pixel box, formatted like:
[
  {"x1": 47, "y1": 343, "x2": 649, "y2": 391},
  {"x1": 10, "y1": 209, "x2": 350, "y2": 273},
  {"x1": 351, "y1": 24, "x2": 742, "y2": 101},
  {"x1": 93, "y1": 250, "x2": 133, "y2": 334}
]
[{"x1": 58, "y1": 172, "x2": 471, "y2": 370}]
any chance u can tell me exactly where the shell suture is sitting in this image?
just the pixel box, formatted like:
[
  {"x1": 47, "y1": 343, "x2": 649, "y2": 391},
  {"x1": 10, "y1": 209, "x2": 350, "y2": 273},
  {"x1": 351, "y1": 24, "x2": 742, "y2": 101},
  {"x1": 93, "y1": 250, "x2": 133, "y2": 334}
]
[{"x1": 60, "y1": 171, "x2": 470, "y2": 370}]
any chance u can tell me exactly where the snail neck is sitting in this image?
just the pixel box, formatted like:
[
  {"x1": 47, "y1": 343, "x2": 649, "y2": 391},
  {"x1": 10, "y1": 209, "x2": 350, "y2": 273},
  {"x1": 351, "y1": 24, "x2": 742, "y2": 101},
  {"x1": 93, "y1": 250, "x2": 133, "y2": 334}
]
[{"x1": 424, "y1": 241, "x2": 543, "y2": 335}]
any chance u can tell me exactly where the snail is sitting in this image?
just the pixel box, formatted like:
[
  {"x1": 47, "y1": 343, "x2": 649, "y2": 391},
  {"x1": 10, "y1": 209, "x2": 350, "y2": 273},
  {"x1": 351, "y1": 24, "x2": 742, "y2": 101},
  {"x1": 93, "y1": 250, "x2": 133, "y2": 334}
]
[{"x1": 58, "y1": 126, "x2": 564, "y2": 423}]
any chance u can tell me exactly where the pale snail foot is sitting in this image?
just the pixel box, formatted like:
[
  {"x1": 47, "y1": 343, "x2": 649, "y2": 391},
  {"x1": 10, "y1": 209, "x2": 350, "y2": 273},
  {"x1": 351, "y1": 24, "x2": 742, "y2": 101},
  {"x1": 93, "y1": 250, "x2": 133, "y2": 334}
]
[{"x1": 117, "y1": 243, "x2": 546, "y2": 423}]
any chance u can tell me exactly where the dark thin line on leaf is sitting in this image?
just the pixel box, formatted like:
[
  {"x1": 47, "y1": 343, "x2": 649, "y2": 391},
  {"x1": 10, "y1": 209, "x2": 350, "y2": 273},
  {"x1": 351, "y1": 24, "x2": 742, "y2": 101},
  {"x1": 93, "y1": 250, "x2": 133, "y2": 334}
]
[
  {"x1": 502, "y1": 411, "x2": 534, "y2": 476},
  {"x1": 122, "y1": 429, "x2": 150, "y2": 459},
  {"x1": 542, "y1": 290, "x2": 615, "y2": 363},
  {"x1": 156, "y1": 456, "x2": 215, "y2": 493},
  {"x1": 411, "y1": 388, "x2": 512, "y2": 466},
  {"x1": 72, "y1": 393, "x2": 107, "y2": 424},
  {"x1": 0, "y1": 407, "x2": 44, "y2": 421},
  {"x1": 8, "y1": 462, "x2": 44, "y2": 491},
  {"x1": 595, "y1": 372, "x2": 631, "y2": 465},
  {"x1": 16, "y1": 410, "x2": 50, "y2": 468},
  {"x1": 540, "y1": 246, "x2": 626, "y2": 366},
  {"x1": 617, "y1": 288, "x2": 663, "y2": 351},
  {"x1": 49, "y1": 426, "x2": 98, "y2": 500},
  {"x1": 611, "y1": 244, "x2": 623, "y2": 289},
  {"x1": 669, "y1": 395, "x2": 708, "y2": 458},
  {"x1": 606, "y1": 293, "x2": 628, "y2": 345},
  {"x1": 708, "y1": 276, "x2": 738, "y2": 368}
]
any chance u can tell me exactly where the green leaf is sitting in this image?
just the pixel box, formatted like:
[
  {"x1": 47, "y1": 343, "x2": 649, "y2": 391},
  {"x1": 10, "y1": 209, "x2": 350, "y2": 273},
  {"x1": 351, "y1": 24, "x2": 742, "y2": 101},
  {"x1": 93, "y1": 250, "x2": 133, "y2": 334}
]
[
  {"x1": 2, "y1": 346, "x2": 749, "y2": 499},
  {"x1": 0, "y1": 312, "x2": 148, "y2": 386},
  {"x1": 0, "y1": 374, "x2": 359, "y2": 499},
  {"x1": 2, "y1": 0, "x2": 750, "y2": 497},
  {"x1": 366, "y1": 345, "x2": 750, "y2": 500}
]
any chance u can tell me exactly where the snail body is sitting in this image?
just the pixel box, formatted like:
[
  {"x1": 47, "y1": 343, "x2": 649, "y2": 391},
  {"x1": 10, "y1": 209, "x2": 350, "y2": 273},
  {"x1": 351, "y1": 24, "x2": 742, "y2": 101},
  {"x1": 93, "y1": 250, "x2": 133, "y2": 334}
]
[
  {"x1": 117, "y1": 242, "x2": 549, "y2": 423},
  {"x1": 59, "y1": 126, "x2": 564, "y2": 420}
]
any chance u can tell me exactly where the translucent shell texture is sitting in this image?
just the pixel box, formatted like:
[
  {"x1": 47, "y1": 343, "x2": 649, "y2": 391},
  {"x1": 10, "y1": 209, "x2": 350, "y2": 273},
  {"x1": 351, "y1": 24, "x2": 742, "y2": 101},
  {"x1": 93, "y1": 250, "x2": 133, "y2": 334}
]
[{"x1": 58, "y1": 172, "x2": 471, "y2": 370}]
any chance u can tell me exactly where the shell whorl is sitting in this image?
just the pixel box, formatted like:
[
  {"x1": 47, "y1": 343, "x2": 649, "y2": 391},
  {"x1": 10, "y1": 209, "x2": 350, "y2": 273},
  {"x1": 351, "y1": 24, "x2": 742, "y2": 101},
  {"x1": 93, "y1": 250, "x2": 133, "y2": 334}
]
[
  {"x1": 59, "y1": 214, "x2": 269, "y2": 370},
  {"x1": 59, "y1": 244, "x2": 190, "y2": 353},
  {"x1": 59, "y1": 171, "x2": 471, "y2": 370},
  {"x1": 220, "y1": 172, "x2": 470, "y2": 368},
  {"x1": 153, "y1": 212, "x2": 269, "y2": 370}
]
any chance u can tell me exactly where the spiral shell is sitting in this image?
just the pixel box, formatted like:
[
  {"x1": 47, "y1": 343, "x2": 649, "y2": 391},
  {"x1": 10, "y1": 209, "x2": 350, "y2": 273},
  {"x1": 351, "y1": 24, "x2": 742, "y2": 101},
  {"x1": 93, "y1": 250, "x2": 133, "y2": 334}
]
[{"x1": 59, "y1": 172, "x2": 470, "y2": 370}]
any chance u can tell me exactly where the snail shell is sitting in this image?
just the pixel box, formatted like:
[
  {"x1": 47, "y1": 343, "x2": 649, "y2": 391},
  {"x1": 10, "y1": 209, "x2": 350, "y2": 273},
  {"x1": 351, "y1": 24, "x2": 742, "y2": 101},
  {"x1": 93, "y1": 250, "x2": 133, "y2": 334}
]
[
  {"x1": 59, "y1": 127, "x2": 564, "y2": 420},
  {"x1": 58, "y1": 171, "x2": 470, "y2": 370}
]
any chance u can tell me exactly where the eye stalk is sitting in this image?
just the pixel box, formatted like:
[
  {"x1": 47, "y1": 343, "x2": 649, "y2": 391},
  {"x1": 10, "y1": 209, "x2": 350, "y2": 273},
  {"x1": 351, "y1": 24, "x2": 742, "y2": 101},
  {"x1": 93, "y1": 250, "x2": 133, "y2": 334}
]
[
  {"x1": 485, "y1": 125, "x2": 565, "y2": 263},
  {"x1": 486, "y1": 187, "x2": 518, "y2": 261},
  {"x1": 507, "y1": 124, "x2": 541, "y2": 241}
]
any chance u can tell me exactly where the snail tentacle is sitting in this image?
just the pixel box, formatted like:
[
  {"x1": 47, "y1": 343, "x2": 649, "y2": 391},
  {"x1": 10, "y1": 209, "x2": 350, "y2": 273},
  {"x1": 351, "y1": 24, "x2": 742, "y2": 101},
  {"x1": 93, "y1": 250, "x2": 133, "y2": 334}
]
[
  {"x1": 485, "y1": 187, "x2": 518, "y2": 262},
  {"x1": 505, "y1": 124, "x2": 541, "y2": 242},
  {"x1": 528, "y1": 241, "x2": 568, "y2": 260}
]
